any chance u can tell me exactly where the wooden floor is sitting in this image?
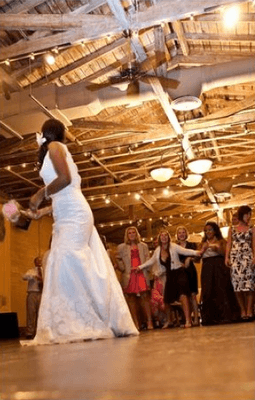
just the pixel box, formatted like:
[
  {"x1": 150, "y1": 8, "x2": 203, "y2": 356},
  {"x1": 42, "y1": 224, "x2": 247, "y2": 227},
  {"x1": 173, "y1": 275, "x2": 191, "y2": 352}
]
[{"x1": 1, "y1": 322, "x2": 254, "y2": 400}]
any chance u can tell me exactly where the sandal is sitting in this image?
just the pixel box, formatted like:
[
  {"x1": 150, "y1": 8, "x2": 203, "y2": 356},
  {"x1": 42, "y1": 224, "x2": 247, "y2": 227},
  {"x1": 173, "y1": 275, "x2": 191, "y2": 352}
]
[{"x1": 162, "y1": 322, "x2": 174, "y2": 329}]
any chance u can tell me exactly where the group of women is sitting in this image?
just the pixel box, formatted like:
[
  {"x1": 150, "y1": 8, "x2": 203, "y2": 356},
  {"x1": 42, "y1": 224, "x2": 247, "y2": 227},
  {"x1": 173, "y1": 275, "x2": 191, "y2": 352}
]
[
  {"x1": 116, "y1": 206, "x2": 255, "y2": 329},
  {"x1": 20, "y1": 118, "x2": 254, "y2": 345}
]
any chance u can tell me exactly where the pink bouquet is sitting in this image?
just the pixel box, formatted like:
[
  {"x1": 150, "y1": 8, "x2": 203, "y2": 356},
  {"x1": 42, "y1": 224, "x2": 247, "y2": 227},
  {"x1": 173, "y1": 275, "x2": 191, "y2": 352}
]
[{"x1": 2, "y1": 200, "x2": 21, "y2": 223}]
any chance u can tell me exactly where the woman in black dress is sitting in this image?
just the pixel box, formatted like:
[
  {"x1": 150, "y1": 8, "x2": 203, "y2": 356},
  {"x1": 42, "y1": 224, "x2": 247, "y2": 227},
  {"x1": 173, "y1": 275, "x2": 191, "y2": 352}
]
[
  {"x1": 176, "y1": 226, "x2": 199, "y2": 326},
  {"x1": 200, "y1": 221, "x2": 240, "y2": 325}
]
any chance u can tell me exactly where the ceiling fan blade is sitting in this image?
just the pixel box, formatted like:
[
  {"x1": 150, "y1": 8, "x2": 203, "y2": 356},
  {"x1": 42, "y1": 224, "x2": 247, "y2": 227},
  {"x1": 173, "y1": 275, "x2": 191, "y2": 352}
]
[
  {"x1": 139, "y1": 75, "x2": 180, "y2": 89},
  {"x1": 234, "y1": 184, "x2": 255, "y2": 190},
  {"x1": 86, "y1": 81, "x2": 112, "y2": 91},
  {"x1": 139, "y1": 51, "x2": 167, "y2": 72},
  {"x1": 109, "y1": 75, "x2": 129, "y2": 84}
]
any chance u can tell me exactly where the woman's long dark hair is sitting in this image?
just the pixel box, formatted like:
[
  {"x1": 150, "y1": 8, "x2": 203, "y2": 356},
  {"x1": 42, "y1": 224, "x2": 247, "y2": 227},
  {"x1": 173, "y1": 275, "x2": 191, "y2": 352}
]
[
  {"x1": 202, "y1": 221, "x2": 223, "y2": 242},
  {"x1": 38, "y1": 119, "x2": 65, "y2": 169},
  {"x1": 237, "y1": 205, "x2": 252, "y2": 222}
]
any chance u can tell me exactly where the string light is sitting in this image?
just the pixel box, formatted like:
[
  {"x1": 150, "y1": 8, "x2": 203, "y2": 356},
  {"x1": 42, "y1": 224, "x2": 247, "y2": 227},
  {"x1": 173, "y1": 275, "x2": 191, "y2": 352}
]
[{"x1": 44, "y1": 52, "x2": 55, "y2": 65}]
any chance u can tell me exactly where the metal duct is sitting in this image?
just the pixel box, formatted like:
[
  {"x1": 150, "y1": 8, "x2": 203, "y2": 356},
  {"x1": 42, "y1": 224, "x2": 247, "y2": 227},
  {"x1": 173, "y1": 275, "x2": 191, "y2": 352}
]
[
  {"x1": 0, "y1": 57, "x2": 255, "y2": 136},
  {"x1": 164, "y1": 57, "x2": 255, "y2": 100}
]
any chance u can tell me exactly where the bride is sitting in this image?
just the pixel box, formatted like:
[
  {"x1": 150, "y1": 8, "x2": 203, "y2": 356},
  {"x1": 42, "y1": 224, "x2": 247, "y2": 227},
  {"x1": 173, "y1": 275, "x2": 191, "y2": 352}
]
[{"x1": 21, "y1": 119, "x2": 138, "y2": 345}]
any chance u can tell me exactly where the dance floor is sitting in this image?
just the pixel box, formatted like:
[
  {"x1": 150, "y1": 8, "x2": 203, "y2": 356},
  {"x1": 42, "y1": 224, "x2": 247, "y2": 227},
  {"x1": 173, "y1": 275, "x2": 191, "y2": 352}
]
[{"x1": 1, "y1": 322, "x2": 254, "y2": 400}]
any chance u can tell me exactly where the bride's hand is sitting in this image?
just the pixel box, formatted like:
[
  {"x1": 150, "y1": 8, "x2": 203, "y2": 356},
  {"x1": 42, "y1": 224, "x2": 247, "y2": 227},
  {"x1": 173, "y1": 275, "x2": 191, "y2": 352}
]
[
  {"x1": 29, "y1": 188, "x2": 45, "y2": 211},
  {"x1": 21, "y1": 209, "x2": 41, "y2": 220}
]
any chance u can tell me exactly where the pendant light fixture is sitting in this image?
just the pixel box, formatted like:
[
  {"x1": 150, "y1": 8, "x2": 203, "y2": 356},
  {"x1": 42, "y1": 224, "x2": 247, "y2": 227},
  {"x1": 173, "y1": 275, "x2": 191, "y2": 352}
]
[
  {"x1": 187, "y1": 157, "x2": 213, "y2": 174},
  {"x1": 180, "y1": 173, "x2": 203, "y2": 187},
  {"x1": 179, "y1": 144, "x2": 203, "y2": 187},
  {"x1": 150, "y1": 154, "x2": 174, "y2": 182}
]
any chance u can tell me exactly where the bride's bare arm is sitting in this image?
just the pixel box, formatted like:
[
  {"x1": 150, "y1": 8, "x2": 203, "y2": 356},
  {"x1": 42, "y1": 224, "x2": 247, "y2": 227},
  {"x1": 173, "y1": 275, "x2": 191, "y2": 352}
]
[
  {"x1": 21, "y1": 206, "x2": 52, "y2": 219},
  {"x1": 30, "y1": 142, "x2": 71, "y2": 211}
]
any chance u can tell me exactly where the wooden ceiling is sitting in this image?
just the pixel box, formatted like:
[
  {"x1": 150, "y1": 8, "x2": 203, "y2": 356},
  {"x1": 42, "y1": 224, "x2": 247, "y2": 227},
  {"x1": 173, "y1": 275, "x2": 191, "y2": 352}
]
[{"x1": 0, "y1": 0, "x2": 255, "y2": 243}]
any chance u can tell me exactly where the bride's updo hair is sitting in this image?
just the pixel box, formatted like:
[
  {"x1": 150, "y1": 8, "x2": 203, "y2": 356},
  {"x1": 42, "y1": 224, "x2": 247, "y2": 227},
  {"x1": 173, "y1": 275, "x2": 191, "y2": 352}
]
[{"x1": 38, "y1": 119, "x2": 65, "y2": 169}]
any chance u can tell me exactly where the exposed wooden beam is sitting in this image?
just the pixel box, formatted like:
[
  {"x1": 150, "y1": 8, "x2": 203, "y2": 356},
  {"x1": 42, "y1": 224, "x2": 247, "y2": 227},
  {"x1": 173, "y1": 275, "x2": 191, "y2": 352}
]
[
  {"x1": 30, "y1": 38, "x2": 127, "y2": 88},
  {"x1": 184, "y1": 110, "x2": 255, "y2": 134},
  {"x1": 3, "y1": 0, "x2": 46, "y2": 14},
  {"x1": 0, "y1": 14, "x2": 119, "y2": 31},
  {"x1": 172, "y1": 21, "x2": 189, "y2": 56},
  {"x1": 0, "y1": 19, "x2": 123, "y2": 61}
]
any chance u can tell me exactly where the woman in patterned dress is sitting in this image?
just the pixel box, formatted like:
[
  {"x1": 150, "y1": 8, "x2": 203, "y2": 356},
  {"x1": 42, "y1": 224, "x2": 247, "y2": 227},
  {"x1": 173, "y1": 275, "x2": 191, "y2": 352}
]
[
  {"x1": 116, "y1": 227, "x2": 153, "y2": 330},
  {"x1": 225, "y1": 206, "x2": 255, "y2": 320}
]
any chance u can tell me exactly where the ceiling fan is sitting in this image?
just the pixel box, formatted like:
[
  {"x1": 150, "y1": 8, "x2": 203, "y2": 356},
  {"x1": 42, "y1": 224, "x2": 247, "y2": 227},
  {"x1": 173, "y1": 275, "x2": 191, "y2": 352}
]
[
  {"x1": 86, "y1": 30, "x2": 180, "y2": 95},
  {"x1": 86, "y1": 60, "x2": 180, "y2": 95}
]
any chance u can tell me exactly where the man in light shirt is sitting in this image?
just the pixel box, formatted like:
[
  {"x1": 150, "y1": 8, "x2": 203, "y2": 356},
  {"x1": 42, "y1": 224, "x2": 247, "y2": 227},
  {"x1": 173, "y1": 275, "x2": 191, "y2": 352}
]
[{"x1": 22, "y1": 257, "x2": 43, "y2": 339}]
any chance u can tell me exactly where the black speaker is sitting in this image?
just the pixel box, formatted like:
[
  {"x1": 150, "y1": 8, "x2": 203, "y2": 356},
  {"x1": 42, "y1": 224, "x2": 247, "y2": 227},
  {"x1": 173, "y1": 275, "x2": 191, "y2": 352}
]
[
  {"x1": 0, "y1": 312, "x2": 19, "y2": 338},
  {"x1": 14, "y1": 215, "x2": 31, "y2": 231}
]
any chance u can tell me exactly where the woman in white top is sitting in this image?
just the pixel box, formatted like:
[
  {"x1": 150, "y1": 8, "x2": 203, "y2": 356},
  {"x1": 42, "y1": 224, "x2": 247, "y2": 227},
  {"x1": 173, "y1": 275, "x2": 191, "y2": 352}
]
[{"x1": 138, "y1": 229, "x2": 201, "y2": 328}]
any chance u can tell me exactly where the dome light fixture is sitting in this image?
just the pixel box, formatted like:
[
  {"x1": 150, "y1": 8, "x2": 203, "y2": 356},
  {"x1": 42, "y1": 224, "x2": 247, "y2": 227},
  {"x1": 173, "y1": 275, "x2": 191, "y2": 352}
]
[
  {"x1": 150, "y1": 167, "x2": 174, "y2": 182},
  {"x1": 187, "y1": 158, "x2": 213, "y2": 174},
  {"x1": 171, "y1": 96, "x2": 202, "y2": 111},
  {"x1": 180, "y1": 174, "x2": 203, "y2": 187}
]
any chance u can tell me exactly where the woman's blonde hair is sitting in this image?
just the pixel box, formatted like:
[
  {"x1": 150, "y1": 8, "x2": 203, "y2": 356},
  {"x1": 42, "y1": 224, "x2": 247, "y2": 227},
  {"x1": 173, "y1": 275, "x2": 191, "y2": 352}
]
[
  {"x1": 157, "y1": 229, "x2": 171, "y2": 247},
  {"x1": 176, "y1": 225, "x2": 189, "y2": 241},
  {"x1": 124, "y1": 226, "x2": 141, "y2": 244}
]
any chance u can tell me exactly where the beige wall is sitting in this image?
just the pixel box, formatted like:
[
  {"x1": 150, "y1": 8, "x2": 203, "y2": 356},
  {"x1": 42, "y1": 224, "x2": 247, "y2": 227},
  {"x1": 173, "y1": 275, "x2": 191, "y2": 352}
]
[
  {"x1": 0, "y1": 215, "x2": 53, "y2": 327},
  {"x1": 0, "y1": 221, "x2": 11, "y2": 312}
]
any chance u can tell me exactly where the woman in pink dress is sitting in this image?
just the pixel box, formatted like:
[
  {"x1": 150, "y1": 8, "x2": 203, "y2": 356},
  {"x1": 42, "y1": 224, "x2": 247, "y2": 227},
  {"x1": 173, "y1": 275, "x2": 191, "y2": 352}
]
[{"x1": 116, "y1": 227, "x2": 153, "y2": 330}]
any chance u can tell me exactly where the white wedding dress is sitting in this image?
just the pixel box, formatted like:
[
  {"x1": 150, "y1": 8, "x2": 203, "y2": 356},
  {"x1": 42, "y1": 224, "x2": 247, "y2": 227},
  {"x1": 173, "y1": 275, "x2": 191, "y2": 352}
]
[{"x1": 21, "y1": 143, "x2": 138, "y2": 345}]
